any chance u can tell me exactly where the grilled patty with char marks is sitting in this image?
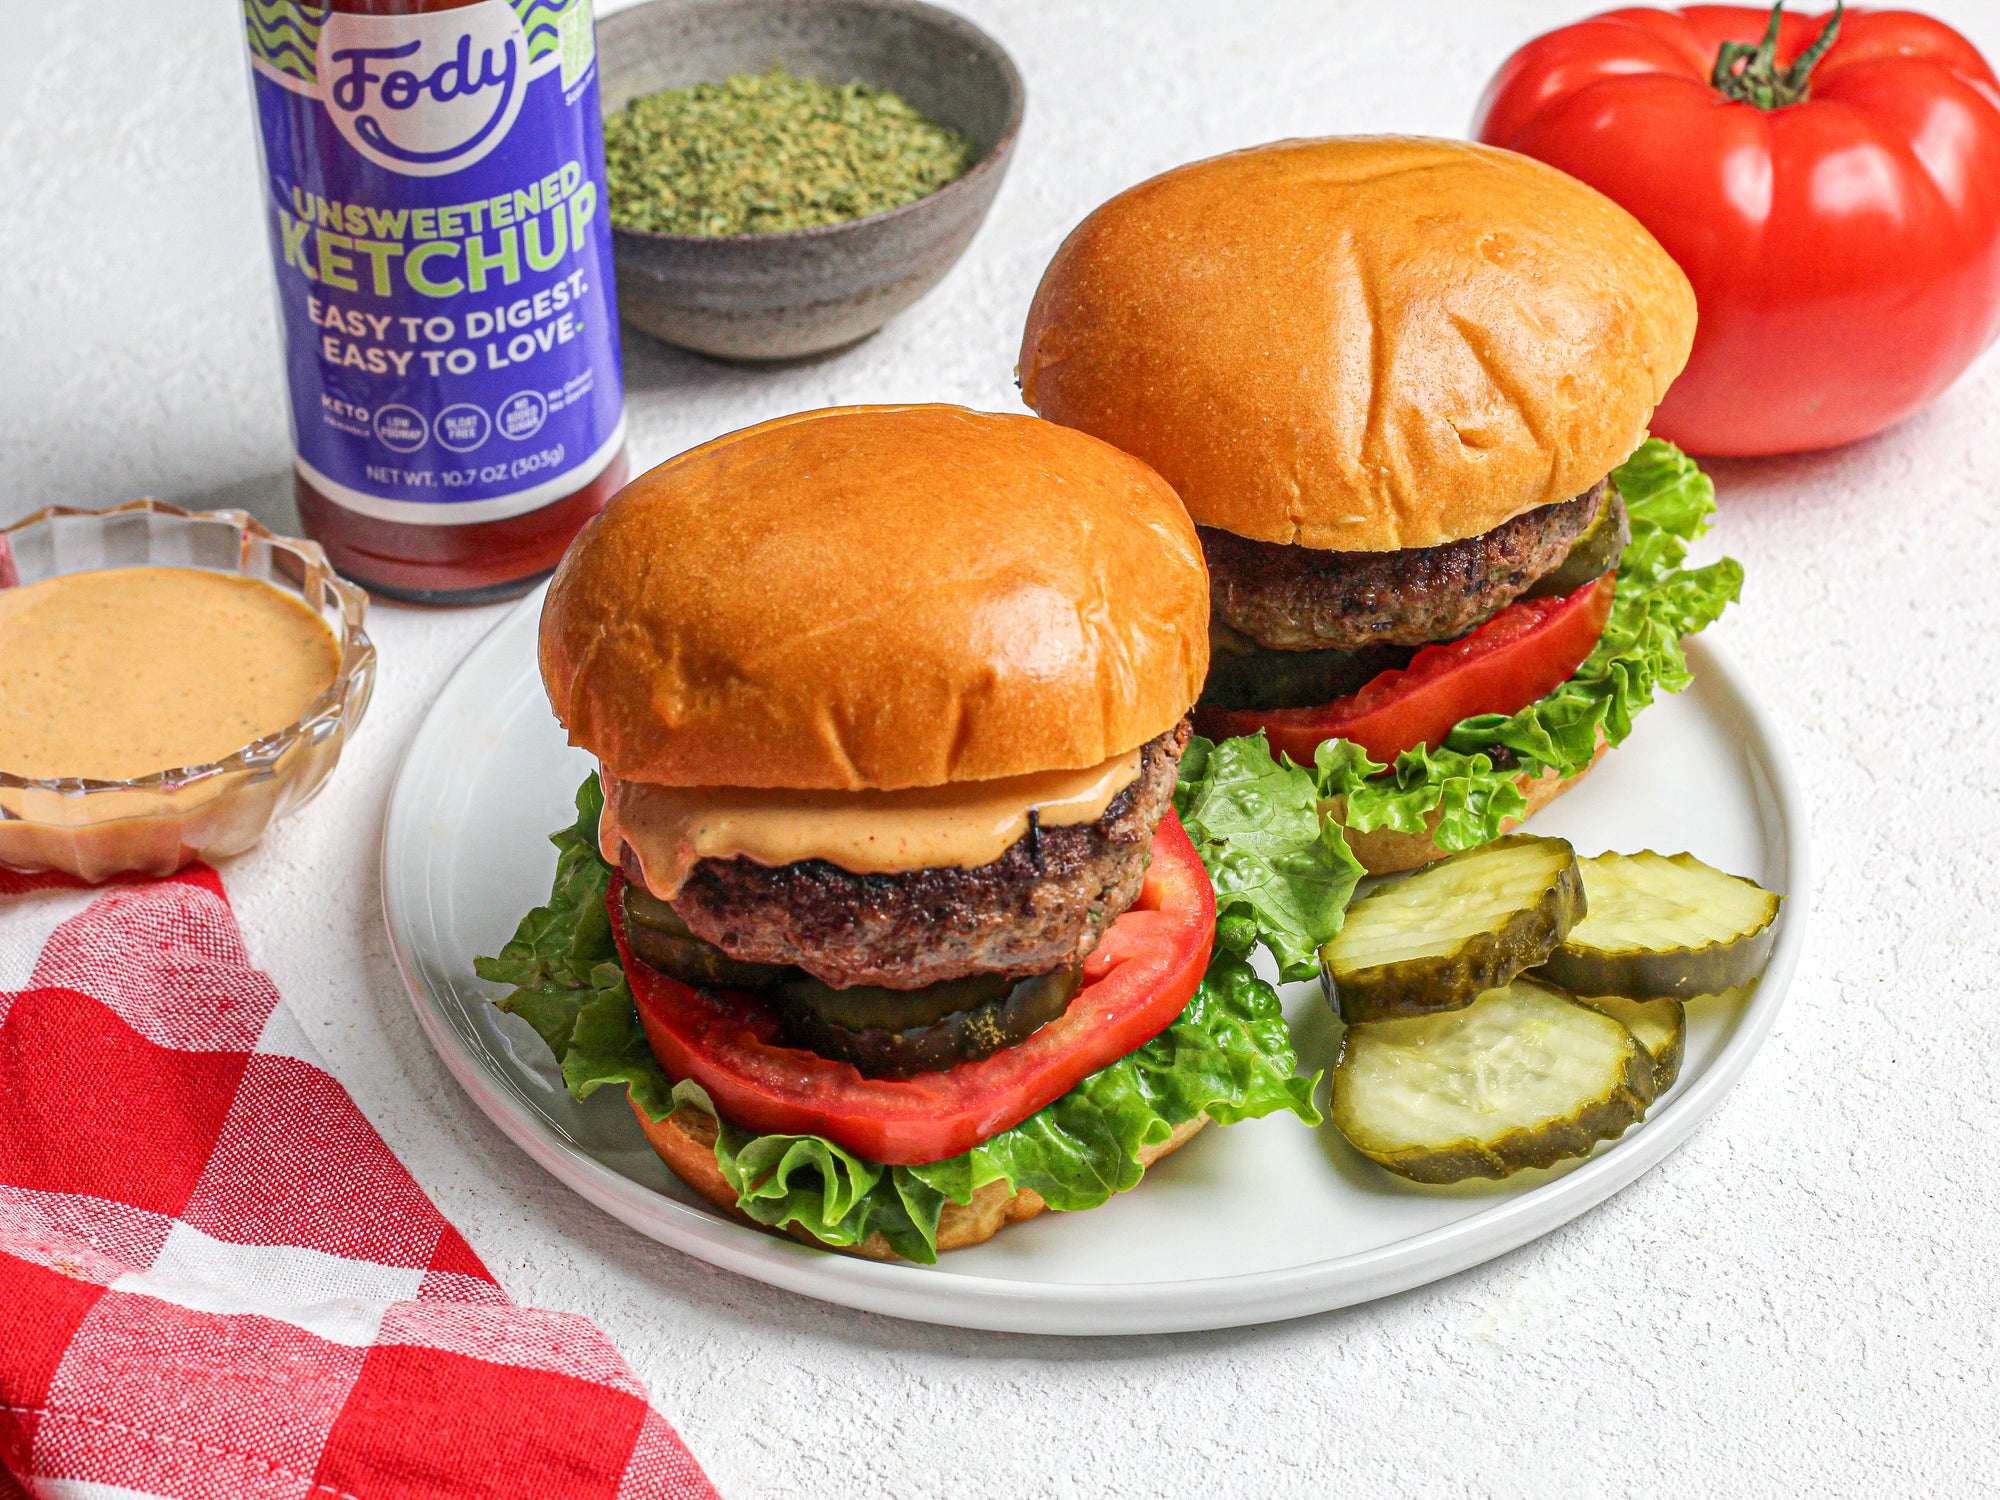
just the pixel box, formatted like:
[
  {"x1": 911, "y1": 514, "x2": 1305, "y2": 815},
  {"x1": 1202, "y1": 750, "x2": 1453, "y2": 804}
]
[
  {"x1": 626, "y1": 720, "x2": 1191, "y2": 991},
  {"x1": 1203, "y1": 482, "x2": 1606, "y2": 652}
]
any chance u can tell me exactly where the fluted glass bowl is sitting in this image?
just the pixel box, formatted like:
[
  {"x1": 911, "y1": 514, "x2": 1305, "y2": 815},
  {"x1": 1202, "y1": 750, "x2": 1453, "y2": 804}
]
[{"x1": 0, "y1": 500, "x2": 375, "y2": 881}]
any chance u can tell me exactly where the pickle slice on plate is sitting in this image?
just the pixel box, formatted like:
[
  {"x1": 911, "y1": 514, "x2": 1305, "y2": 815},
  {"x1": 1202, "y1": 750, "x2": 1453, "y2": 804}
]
[
  {"x1": 1321, "y1": 834, "x2": 1585, "y2": 1022},
  {"x1": 1538, "y1": 851, "x2": 1781, "y2": 1001},
  {"x1": 1578, "y1": 994, "x2": 1686, "y2": 1095},
  {"x1": 1330, "y1": 978, "x2": 1654, "y2": 1183}
]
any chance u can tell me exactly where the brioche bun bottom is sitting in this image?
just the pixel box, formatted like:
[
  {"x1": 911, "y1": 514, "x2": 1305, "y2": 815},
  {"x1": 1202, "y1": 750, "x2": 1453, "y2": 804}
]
[
  {"x1": 1327, "y1": 738, "x2": 1610, "y2": 876},
  {"x1": 632, "y1": 1097, "x2": 1208, "y2": 1260}
]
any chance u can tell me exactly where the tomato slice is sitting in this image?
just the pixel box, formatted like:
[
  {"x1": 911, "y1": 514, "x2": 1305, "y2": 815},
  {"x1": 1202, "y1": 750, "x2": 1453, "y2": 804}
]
[
  {"x1": 1197, "y1": 572, "x2": 1616, "y2": 766},
  {"x1": 614, "y1": 811, "x2": 1217, "y2": 1166}
]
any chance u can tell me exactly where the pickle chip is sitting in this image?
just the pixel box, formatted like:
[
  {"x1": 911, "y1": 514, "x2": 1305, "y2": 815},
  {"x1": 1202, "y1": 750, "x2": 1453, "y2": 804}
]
[
  {"x1": 1321, "y1": 834, "x2": 1585, "y2": 1022},
  {"x1": 773, "y1": 968, "x2": 1082, "y2": 1079},
  {"x1": 623, "y1": 885, "x2": 791, "y2": 989},
  {"x1": 1578, "y1": 994, "x2": 1686, "y2": 1095},
  {"x1": 1331, "y1": 978, "x2": 1653, "y2": 1184},
  {"x1": 1538, "y1": 851, "x2": 1780, "y2": 1001},
  {"x1": 1523, "y1": 484, "x2": 1629, "y2": 600}
]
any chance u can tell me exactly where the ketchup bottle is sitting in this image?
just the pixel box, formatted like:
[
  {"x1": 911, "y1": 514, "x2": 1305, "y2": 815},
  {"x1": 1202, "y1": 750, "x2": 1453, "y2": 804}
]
[{"x1": 243, "y1": 0, "x2": 627, "y2": 603}]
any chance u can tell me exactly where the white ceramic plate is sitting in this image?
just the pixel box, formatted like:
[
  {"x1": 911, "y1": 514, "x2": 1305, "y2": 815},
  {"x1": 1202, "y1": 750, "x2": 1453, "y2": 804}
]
[{"x1": 383, "y1": 585, "x2": 1806, "y2": 1336}]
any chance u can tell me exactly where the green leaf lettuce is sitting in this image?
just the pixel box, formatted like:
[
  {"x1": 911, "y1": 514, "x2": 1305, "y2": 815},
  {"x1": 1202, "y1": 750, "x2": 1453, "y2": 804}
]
[{"x1": 1175, "y1": 732, "x2": 1363, "y2": 981}]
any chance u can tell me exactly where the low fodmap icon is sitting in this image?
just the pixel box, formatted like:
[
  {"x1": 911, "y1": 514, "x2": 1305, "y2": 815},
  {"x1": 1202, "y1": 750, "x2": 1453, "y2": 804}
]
[{"x1": 372, "y1": 405, "x2": 428, "y2": 453}]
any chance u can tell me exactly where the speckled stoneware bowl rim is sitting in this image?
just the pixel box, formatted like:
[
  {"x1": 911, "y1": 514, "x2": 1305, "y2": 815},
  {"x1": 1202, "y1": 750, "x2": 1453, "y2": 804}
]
[
  {"x1": 0, "y1": 499, "x2": 375, "y2": 799},
  {"x1": 602, "y1": 0, "x2": 1025, "y2": 247}
]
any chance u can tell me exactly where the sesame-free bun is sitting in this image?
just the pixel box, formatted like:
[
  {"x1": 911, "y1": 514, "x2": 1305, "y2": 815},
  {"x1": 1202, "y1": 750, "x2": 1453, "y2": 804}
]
[
  {"x1": 541, "y1": 405, "x2": 1209, "y2": 790},
  {"x1": 1020, "y1": 136, "x2": 1697, "y2": 552}
]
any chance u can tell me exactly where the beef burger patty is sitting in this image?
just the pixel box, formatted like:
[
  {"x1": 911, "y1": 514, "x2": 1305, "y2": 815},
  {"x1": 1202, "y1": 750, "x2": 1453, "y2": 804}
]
[
  {"x1": 634, "y1": 721, "x2": 1191, "y2": 991},
  {"x1": 1204, "y1": 482, "x2": 1606, "y2": 652}
]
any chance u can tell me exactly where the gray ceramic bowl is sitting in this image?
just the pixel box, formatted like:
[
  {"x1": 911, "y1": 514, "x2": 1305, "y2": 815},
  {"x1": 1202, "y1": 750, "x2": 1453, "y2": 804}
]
[{"x1": 598, "y1": 0, "x2": 1024, "y2": 362}]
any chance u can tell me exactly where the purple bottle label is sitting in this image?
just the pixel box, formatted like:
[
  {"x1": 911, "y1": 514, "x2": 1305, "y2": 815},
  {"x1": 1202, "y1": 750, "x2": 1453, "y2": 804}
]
[{"x1": 245, "y1": 0, "x2": 623, "y2": 524}]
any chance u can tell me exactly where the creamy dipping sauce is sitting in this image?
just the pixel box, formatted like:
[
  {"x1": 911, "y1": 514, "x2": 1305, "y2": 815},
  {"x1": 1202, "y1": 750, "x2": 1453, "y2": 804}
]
[
  {"x1": 601, "y1": 748, "x2": 1144, "y2": 897},
  {"x1": 0, "y1": 567, "x2": 341, "y2": 780}
]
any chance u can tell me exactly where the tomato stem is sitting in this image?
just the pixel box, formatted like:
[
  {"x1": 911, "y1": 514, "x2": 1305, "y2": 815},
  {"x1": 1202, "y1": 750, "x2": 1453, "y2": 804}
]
[{"x1": 1710, "y1": 0, "x2": 1843, "y2": 110}]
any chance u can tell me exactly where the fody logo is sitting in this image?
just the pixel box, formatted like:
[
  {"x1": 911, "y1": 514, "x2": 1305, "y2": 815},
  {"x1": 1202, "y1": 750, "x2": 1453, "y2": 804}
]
[{"x1": 316, "y1": 2, "x2": 529, "y2": 177}]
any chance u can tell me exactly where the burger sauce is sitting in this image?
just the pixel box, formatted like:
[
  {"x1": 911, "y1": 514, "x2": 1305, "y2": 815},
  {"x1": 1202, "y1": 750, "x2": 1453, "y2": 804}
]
[
  {"x1": 243, "y1": 0, "x2": 627, "y2": 603},
  {"x1": 597, "y1": 750, "x2": 1145, "y2": 899},
  {"x1": 0, "y1": 569, "x2": 340, "y2": 781}
]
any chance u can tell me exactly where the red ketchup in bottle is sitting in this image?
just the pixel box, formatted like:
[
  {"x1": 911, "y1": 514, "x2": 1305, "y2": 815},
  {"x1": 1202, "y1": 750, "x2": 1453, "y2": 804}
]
[{"x1": 244, "y1": 0, "x2": 626, "y2": 603}]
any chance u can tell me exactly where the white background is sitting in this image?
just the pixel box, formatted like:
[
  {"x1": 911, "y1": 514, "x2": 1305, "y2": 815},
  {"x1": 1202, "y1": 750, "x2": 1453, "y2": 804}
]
[{"x1": 5, "y1": 2, "x2": 1997, "y2": 1493}]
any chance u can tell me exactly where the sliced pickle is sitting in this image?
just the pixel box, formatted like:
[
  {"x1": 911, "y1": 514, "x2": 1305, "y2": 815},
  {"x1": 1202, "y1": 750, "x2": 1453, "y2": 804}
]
[
  {"x1": 621, "y1": 885, "x2": 791, "y2": 989},
  {"x1": 1523, "y1": 485, "x2": 1629, "y2": 600},
  {"x1": 773, "y1": 968, "x2": 1083, "y2": 1079},
  {"x1": 774, "y1": 970, "x2": 1016, "y2": 1034},
  {"x1": 1198, "y1": 621, "x2": 1412, "y2": 712},
  {"x1": 1330, "y1": 978, "x2": 1653, "y2": 1183},
  {"x1": 1321, "y1": 834, "x2": 1584, "y2": 1022},
  {"x1": 1579, "y1": 995, "x2": 1686, "y2": 1095},
  {"x1": 1537, "y1": 851, "x2": 1781, "y2": 1001}
]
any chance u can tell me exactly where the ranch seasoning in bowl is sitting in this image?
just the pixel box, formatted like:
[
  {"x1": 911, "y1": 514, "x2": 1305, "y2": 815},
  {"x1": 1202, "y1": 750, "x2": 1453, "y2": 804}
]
[
  {"x1": 0, "y1": 501, "x2": 374, "y2": 882},
  {"x1": 597, "y1": 0, "x2": 1024, "y2": 361}
]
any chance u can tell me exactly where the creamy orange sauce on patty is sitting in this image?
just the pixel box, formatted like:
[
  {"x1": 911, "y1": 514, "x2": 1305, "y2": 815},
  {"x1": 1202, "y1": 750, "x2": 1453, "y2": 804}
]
[
  {"x1": 600, "y1": 749, "x2": 1144, "y2": 898},
  {"x1": 0, "y1": 567, "x2": 341, "y2": 781}
]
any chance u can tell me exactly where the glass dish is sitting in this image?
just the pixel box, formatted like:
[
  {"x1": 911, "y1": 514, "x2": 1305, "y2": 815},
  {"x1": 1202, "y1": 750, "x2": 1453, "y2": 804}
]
[{"x1": 0, "y1": 500, "x2": 375, "y2": 881}]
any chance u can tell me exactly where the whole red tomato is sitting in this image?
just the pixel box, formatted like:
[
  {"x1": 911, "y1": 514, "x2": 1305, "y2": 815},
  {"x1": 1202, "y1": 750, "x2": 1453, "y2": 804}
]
[{"x1": 1475, "y1": 5, "x2": 2000, "y2": 455}]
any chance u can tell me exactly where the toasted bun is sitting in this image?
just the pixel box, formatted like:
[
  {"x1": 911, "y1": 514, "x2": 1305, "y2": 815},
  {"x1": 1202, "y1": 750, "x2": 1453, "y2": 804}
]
[
  {"x1": 541, "y1": 405, "x2": 1209, "y2": 790},
  {"x1": 632, "y1": 1096, "x2": 1208, "y2": 1259},
  {"x1": 1330, "y1": 739, "x2": 1609, "y2": 876},
  {"x1": 1020, "y1": 136, "x2": 1696, "y2": 552}
]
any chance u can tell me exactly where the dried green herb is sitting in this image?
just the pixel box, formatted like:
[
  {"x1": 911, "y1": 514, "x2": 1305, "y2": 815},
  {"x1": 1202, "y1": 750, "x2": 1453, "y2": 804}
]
[{"x1": 604, "y1": 68, "x2": 981, "y2": 236}]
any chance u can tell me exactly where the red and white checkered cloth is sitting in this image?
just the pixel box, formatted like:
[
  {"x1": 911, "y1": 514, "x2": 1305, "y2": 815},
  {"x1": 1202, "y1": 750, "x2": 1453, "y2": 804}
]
[{"x1": 0, "y1": 865, "x2": 719, "y2": 1499}]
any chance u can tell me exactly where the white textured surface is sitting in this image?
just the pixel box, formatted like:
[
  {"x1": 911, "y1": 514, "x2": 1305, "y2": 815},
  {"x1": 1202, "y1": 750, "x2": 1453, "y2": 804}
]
[{"x1": 4, "y1": 2, "x2": 1997, "y2": 1493}]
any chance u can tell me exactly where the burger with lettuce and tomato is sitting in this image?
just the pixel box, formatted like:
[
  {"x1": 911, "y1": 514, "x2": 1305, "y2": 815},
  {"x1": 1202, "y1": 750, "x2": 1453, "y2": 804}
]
[
  {"x1": 1019, "y1": 135, "x2": 1743, "y2": 872},
  {"x1": 479, "y1": 405, "x2": 1358, "y2": 1263}
]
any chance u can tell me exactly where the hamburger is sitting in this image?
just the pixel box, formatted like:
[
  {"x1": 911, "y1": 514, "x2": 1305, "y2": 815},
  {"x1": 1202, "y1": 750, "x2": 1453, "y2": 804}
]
[
  {"x1": 481, "y1": 405, "x2": 1341, "y2": 1262},
  {"x1": 1019, "y1": 136, "x2": 1741, "y2": 873}
]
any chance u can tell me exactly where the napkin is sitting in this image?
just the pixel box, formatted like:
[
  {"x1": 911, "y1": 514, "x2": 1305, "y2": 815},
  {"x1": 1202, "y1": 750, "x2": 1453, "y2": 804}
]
[{"x1": 0, "y1": 865, "x2": 719, "y2": 1499}]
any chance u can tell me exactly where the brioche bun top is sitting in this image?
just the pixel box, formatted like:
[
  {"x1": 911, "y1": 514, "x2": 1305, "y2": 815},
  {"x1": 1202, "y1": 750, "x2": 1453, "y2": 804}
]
[
  {"x1": 1019, "y1": 135, "x2": 1697, "y2": 552},
  {"x1": 540, "y1": 405, "x2": 1208, "y2": 791}
]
